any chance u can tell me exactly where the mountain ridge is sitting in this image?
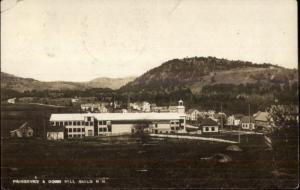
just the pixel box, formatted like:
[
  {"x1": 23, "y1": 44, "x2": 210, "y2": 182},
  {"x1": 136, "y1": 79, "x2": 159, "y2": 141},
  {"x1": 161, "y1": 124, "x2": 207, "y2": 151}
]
[{"x1": 0, "y1": 72, "x2": 136, "y2": 92}]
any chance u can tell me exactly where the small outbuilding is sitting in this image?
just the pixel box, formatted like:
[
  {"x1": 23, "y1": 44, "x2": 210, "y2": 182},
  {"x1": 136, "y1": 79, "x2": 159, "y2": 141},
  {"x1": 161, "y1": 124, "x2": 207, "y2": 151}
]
[
  {"x1": 10, "y1": 122, "x2": 33, "y2": 138},
  {"x1": 200, "y1": 118, "x2": 219, "y2": 133},
  {"x1": 47, "y1": 127, "x2": 64, "y2": 140}
]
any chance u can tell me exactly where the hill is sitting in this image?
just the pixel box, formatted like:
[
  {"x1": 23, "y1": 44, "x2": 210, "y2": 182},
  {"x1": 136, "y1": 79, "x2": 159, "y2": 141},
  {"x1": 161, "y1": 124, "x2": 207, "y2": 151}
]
[
  {"x1": 0, "y1": 72, "x2": 135, "y2": 92},
  {"x1": 84, "y1": 77, "x2": 136, "y2": 90},
  {"x1": 119, "y1": 56, "x2": 298, "y2": 113}
]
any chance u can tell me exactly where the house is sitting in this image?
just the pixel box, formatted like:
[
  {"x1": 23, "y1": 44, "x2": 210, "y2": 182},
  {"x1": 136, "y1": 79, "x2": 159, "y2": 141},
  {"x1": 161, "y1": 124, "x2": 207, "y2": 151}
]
[
  {"x1": 71, "y1": 98, "x2": 79, "y2": 103},
  {"x1": 240, "y1": 116, "x2": 255, "y2": 130},
  {"x1": 142, "y1": 101, "x2": 151, "y2": 112},
  {"x1": 253, "y1": 111, "x2": 273, "y2": 128},
  {"x1": 129, "y1": 102, "x2": 142, "y2": 111},
  {"x1": 47, "y1": 126, "x2": 64, "y2": 140},
  {"x1": 50, "y1": 100, "x2": 187, "y2": 138},
  {"x1": 186, "y1": 109, "x2": 201, "y2": 121},
  {"x1": 199, "y1": 118, "x2": 219, "y2": 133},
  {"x1": 81, "y1": 103, "x2": 108, "y2": 113},
  {"x1": 227, "y1": 114, "x2": 244, "y2": 126},
  {"x1": 207, "y1": 110, "x2": 216, "y2": 117},
  {"x1": 10, "y1": 122, "x2": 33, "y2": 138},
  {"x1": 129, "y1": 101, "x2": 151, "y2": 112},
  {"x1": 151, "y1": 106, "x2": 169, "y2": 113},
  {"x1": 214, "y1": 112, "x2": 227, "y2": 125},
  {"x1": 7, "y1": 98, "x2": 16, "y2": 104}
]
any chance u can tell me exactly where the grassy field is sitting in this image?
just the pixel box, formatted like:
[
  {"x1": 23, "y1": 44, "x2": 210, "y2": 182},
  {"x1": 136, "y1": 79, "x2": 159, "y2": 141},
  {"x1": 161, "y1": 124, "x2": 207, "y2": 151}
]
[
  {"x1": 1, "y1": 133, "x2": 298, "y2": 189},
  {"x1": 1, "y1": 103, "x2": 298, "y2": 189},
  {"x1": 1, "y1": 103, "x2": 80, "y2": 137}
]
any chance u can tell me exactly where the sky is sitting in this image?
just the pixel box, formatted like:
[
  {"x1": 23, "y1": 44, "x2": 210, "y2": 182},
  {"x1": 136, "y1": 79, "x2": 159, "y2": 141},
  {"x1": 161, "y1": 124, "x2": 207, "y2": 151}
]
[{"x1": 1, "y1": 0, "x2": 298, "y2": 82}]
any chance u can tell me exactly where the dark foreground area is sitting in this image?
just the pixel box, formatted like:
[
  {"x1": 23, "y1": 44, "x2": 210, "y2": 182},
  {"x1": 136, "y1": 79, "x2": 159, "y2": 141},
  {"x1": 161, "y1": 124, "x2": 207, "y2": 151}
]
[{"x1": 1, "y1": 133, "x2": 298, "y2": 189}]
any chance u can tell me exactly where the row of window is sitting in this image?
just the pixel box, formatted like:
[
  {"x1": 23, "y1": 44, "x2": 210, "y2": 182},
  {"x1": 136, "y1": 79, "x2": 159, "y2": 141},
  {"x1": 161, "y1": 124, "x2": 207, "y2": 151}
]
[
  {"x1": 68, "y1": 134, "x2": 85, "y2": 138},
  {"x1": 67, "y1": 128, "x2": 85, "y2": 133},
  {"x1": 51, "y1": 121, "x2": 111, "y2": 127},
  {"x1": 170, "y1": 126, "x2": 181, "y2": 130},
  {"x1": 204, "y1": 127, "x2": 216, "y2": 131},
  {"x1": 98, "y1": 126, "x2": 112, "y2": 132}
]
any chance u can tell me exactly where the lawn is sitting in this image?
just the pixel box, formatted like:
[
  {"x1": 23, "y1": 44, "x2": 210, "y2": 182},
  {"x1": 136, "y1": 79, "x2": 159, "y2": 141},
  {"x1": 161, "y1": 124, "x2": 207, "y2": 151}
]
[{"x1": 1, "y1": 133, "x2": 298, "y2": 189}]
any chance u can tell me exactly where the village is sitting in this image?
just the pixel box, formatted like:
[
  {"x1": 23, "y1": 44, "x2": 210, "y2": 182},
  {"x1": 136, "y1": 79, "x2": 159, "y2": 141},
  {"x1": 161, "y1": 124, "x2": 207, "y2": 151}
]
[{"x1": 7, "y1": 96, "x2": 292, "y2": 143}]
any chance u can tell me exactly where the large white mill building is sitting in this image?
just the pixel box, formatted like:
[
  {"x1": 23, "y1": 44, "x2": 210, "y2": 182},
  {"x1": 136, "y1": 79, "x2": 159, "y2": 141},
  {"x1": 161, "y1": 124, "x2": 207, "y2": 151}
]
[{"x1": 49, "y1": 100, "x2": 186, "y2": 139}]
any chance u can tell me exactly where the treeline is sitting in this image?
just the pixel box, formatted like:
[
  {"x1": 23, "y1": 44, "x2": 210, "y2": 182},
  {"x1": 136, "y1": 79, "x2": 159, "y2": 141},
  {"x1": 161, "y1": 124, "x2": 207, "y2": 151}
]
[{"x1": 1, "y1": 88, "x2": 114, "y2": 100}]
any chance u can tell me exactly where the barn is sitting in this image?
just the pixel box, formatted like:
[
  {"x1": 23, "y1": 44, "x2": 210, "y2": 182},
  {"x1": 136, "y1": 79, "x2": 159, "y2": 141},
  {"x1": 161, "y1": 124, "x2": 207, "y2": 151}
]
[{"x1": 10, "y1": 122, "x2": 34, "y2": 138}]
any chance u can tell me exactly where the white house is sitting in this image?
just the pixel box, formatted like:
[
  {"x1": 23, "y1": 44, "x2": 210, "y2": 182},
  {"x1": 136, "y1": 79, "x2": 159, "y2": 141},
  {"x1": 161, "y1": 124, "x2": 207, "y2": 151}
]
[
  {"x1": 142, "y1": 101, "x2": 151, "y2": 112},
  {"x1": 240, "y1": 116, "x2": 255, "y2": 130},
  {"x1": 7, "y1": 98, "x2": 16, "y2": 104},
  {"x1": 81, "y1": 103, "x2": 108, "y2": 113},
  {"x1": 199, "y1": 118, "x2": 219, "y2": 133},
  {"x1": 50, "y1": 101, "x2": 187, "y2": 138},
  {"x1": 226, "y1": 114, "x2": 244, "y2": 126},
  {"x1": 71, "y1": 98, "x2": 79, "y2": 103},
  {"x1": 186, "y1": 109, "x2": 201, "y2": 121}
]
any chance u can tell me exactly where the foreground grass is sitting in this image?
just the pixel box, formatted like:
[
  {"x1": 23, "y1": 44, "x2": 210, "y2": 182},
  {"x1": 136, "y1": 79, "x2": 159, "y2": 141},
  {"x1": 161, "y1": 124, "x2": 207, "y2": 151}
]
[{"x1": 1, "y1": 134, "x2": 298, "y2": 189}]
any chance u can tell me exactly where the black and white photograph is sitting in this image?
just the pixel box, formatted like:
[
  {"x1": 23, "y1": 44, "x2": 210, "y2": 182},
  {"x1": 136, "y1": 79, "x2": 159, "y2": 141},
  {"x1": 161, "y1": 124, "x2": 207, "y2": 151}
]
[{"x1": 1, "y1": 0, "x2": 299, "y2": 189}]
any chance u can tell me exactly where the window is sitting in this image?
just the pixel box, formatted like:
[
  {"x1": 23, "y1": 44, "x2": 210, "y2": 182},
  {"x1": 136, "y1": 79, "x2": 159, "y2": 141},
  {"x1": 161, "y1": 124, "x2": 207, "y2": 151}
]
[
  {"x1": 77, "y1": 121, "x2": 81, "y2": 126},
  {"x1": 68, "y1": 121, "x2": 72, "y2": 125},
  {"x1": 211, "y1": 127, "x2": 215, "y2": 131},
  {"x1": 73, "y1": 121, "x2": 76, "y2": 126},
  {"x1": 171, "y1": 127, "x2": 175, "y2": 130},
  {"x1": 99, "y1": 128, "x2": 103, "y2": 132},
  {"x1": 107, "y1": 125, "x2": 112, "y2": 132},
  {"x1": 82, "y1": 128, "x2": 85, "y2": 132},
  {"x1": 85, "y1": 122, "x2": 89, "y2": 126},
  {"x1": 87, "y1": 117, "x2": 91, "y2": 121},
  {"x1": 55, "y1": 122, "x2": 59, "y2": 126},
  {"x1": 176, "y1": 127, "x2": 180, "y2": 130},
  {"x1": 64, "y1": 121, "x2": 68, "y2": 125},
  {"x1": 68, "y1": 128, "x2": 72, "y2": 133},
  {"x1": 68, "y1": 134, "x2": 72, "y2": 138},
  {"x1": 59, "y1": 122, "x2": 63, "y2": 126},
  {"x1": 98, "y1": 121, "x2": 102, "y2": 125},
  {"x1": 90, "y1": 122, "x2": 93, "y2": 126},
  {"x1": 103, "y1": 128, "x2": 107, "y2": 132},
  {"x1": 205, "y1": 127, "x2": 209, "y2": 131},
  {"x1": 155, "y1": 123, "x2": 158, "y2": 128},
  {"x1": 77, "y1": 128, "x2": 80, "y2": 132},
  {"x1": 81, "y1": 121, "x2": 85, "y2": 125}
]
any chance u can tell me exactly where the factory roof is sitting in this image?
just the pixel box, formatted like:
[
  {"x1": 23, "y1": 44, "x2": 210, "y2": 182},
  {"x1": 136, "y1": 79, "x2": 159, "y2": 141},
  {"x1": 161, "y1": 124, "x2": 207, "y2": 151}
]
[{"x1": 50, "y1": 112, "x2": 186, "y2": 121}]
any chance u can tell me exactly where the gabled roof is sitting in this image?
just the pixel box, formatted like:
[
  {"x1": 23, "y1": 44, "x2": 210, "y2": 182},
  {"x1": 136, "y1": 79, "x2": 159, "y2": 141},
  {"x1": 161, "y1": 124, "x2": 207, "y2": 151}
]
[
  {"x1": 254, "y1": 112, "x2": 271, "y2": 122},
  {"x1": 200, "y1": 118, "x2": 218, "y2": 126},
  {"x1": 241, "y1": 116, "x2": 255, "y2": 123}
]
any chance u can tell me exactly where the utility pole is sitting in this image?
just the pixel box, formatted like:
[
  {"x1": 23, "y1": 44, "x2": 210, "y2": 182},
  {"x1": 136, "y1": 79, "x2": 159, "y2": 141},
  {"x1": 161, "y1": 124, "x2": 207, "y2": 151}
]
[
  {"x1": 220, "y1": 103, "x2": 223, "y2": 130},
  {"x1": 43, "y1": 111, "x2": 46, "y2": 139}
]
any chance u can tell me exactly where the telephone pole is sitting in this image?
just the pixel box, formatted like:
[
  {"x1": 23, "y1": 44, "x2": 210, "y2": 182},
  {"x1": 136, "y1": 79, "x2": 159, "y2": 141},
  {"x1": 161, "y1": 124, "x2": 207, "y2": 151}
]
[{"x1": 220, "y1": 103, "x2": 223, "y2": 130}]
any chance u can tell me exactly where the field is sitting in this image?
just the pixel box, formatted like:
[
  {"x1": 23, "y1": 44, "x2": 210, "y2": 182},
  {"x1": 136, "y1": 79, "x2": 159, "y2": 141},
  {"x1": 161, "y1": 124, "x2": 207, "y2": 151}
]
[
  {"x1": 1, "y1": 103, "x2": 299, "y2": 189},
  {"x1": 1, "y1": 103, "x2": 80, "y2": 137}
]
